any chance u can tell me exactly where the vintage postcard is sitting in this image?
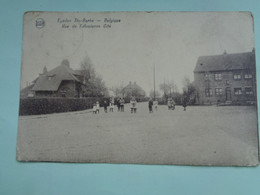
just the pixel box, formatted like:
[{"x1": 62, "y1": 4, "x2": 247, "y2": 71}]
[{"x1": 17, "y1": 12, "x2": 259, "y2": 166}]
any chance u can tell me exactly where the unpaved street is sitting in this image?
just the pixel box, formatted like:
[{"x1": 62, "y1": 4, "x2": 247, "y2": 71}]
[{"x1": 17, "y1": 103, "x2": 259, "y2": 166}]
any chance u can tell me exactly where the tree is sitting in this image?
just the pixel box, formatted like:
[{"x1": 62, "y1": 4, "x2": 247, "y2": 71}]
[
  {"x1": 110, "y1": 85, "x2": 124, "y2": 97},
  {"x1": 159, "y1": 83, "x2": 170, "y2": 97},
  {"x1": 159, "y1": 80, "x2": 178, "y2": 97},
  {"x1": 182, "y1": 76, "x2": 196, "y2": 104},
  {"x1": 80, "y1": 56, "x2": 96, "y2": 82},
  {"x1": 79, "y1": 56, "x2": 108, "y2": 97},
  {"x1": 159, "y1": 80, "x2": 181, "y2": 104},
  {"x1": 149, "y1": 90, "x2": 161, "y2": 99}
]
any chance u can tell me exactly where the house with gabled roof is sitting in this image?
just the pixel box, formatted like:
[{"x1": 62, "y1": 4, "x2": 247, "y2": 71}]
[
  {"x1": 193, "y1": 50, "x2": 256, "y2": 105},
  {"x1": 122, "y1": 81, "x2": 146, "y2": 99},
  {"x1": 23, "y1": 60, "x2": 85, "y2": 98}
]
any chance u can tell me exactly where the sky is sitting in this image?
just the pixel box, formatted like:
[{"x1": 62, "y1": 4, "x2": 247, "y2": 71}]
[{"x1": 21, "y1": 12, "x2": 255, "y2": 95}]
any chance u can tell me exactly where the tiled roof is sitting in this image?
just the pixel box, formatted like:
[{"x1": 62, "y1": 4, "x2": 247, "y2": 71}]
[
  {"x1": 194, "y1": 51, "x2": 255, "y2": 73},
  {"x1": 122, "y1": 82, "x2": 146, "y2": 96},
  {"x1": 32, "y1": 64, "x2": 81, "y2": 91}
]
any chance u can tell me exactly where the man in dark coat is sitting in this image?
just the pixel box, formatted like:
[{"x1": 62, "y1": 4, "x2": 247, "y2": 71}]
[
  {"x1": 104, "y1": 100, "x2": 108, "y2": 113},
  {"x1": 182, "y1": 96, "x2": 188, "y2": 111},
  {"x1": 148, "y1": 98, "x2": 153, "y2": 113},
  {"x1": 117, "y1": 98, "x2": 121, "y2": 111},
  {"x1": 120, "y1": 98, "x2": 125, "y2": 112}
]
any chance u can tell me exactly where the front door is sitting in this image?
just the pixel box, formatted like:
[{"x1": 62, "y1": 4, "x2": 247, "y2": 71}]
[{"x1": 226, "y1": 87, "x2": 231, "y2": 101}]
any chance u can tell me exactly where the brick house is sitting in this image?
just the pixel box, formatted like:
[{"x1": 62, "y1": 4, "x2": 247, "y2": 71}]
[
  {"x1": 193, "y1": 50, "x2": 256, "y2": 105},
  {"x1": 24, "y1": 60, "x2": 85, "y2": 98}
]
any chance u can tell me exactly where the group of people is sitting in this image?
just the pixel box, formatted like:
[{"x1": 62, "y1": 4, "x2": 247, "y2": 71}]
[
  {"x1": 167, "y1": 97, "x2": 176, "y2": 110},
  {"x1": 92, "y1": 96, "x2": 189, "y2": 114},
  {"x1": 148, "y1": 98, "x2": 158, "y2": 113},
  {"x1": 116, "y1": 97, "x2": 125, "y2": 112},
  {"x1": 167, "y1": 97, "x2": 188, "y2": 111},
  {"x1": 92, "y1": 97, "x2": 115, "y2": 114}
]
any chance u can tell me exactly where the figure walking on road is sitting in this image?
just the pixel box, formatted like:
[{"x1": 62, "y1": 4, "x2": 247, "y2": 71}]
[
  {"x1": 171, "y1": 99, "x2": 176, "y2": 110},
  {"x1": 148, "y1": 98, "x2": 153, "y2": 113},
  {"x1": 167, "y1": 98, "x2": 172, "y2": 110},
  {"x1": 130, "y1": 96, "x2": 137, "y2": 113},
  {"x1": 120, "y1": 98, "x2": 125, "y2": 112},
  {"x1": 109, "y1": 97, "x2": 114, "y2": 112},
  {"x1": 182, "y1": 96, "x2": 188, "y2": 111},
  {"x1": 104, "y1": 100, "x2": 108, "y2": 113},
  {"x1": 116, "y1": 98, "x2": 120, "y2": 112},
  {"x1": 96, "y1": 101, "x2": 100, "y2": 114},
  {"x1": 92, "y1": 103, "x2": 97, "y2": 114},
  {"x1": 153, "y1": 99, "x2": 158, "y2": 111}
]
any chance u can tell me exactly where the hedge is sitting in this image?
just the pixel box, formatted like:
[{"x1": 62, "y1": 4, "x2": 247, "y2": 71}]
[{"x1": 19, "y1": 97, "x2": 108, "y2": 116}]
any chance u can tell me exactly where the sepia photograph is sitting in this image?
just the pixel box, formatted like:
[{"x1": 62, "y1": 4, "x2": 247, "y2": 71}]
[{"x1": 17, "y1": 11, "x2": 259, "y2": 166}]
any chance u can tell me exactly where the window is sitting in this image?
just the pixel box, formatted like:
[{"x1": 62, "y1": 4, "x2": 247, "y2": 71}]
[
  {"x1": 47, "y1": 74, "x2": 55, "y2": 80},
  {"x1": 27, "y1": 91, "x2": 35, "y2": 97},
  {"x1": 233, "y1": 73, "x2": 241, "y2": 80},
  {"x1": 234, "y1": 88, "x2": 242, "y2": 95},
  {"x1": 214, "y1": 73, "x2": 222, "y2": 81},
  {"x1": 205, "y1": 88, "x2": 213, "y2": 97},
  {"x1": 215, "y1": 88, "x2": 223, "y2": 96},
  {"x1": 226, "y1": 80, "x2": 230, "y2": 85},
  {"x1": 244, "y1": 73, "x2": 253, "y2": 79},
  {"x1": 204, "y1": 73, "x2": 210, "y2": 80},
  {"x1": 245, "y1": 87, "x2": 253, "y2": 95}
]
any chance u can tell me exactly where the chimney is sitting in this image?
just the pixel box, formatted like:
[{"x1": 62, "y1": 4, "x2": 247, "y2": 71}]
[
  {"x1": 223, "y1": 50, "x2": 227, "y2": 55},
  {"x1": 43, "y1": 66, "x2": 47, "y2": 74},
  {"x1": 61, "y1": 59, "x2": 70, "y2": 67},
  {"x1": 252, "y1": 48, "x2": 255, "y2": 53}
]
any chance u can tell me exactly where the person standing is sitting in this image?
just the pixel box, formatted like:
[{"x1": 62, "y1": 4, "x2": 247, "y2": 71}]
[
  {"x1": 117, "y1": 98, "x2": 121, "y2": 112},
  {"x1": 153, "y1": 99, "x2": 158, "y2": 111},
  {"x1": 104, "y1": 100, "x2": 108, "y2": 113},
  {"x1": 148, "y1": 98, "x2": 153, "y2": 113},
  {"x1": 183, "y1": 96, "x2": 188, "y2": 111},
  {"x1": 92, "y1": 103, "x2": 97, "y2": 114},
  {"x1": 96, "y1": 101, "x2": 100, "y2": 114},
  {"x1": 121, "y1": 98, "x2": 125, "y2": 112},
  {"x1": 130, "y1": 96, "x2": 137, "y2": 113},
  {"x1": 167, "y1": 98, "x2": 172, "y2": 110},
  {"x1": 171, "y1": 99, "x2": 176, "y2": 110},
  {"x1": 109, "y1": 97, "x2": 114, "y2": 112}
]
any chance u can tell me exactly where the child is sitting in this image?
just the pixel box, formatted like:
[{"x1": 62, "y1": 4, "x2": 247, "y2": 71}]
[
  {"x1": 167, "y1": 98, "x2": 172, "y2": 110},
  {"x1": 171, "y1": 99, "x2": 176, "y2": 110},
  {"x1": 109, "y1": 98, "x2": 114, "y2": 112},
  {"x1": 153, "y1": 99, "x2": 158, "y2": 111},
  {"x1": 96, "y1": 101, "x2": 100, "y2": 114},
  {"x1": 92, "y1": 103, "x2": 97, "y2": 114},
  {"x1": 130, "y1": 97, "x2": 137, "y2": 113},
  {"x1": 120, "y1": 98, "x2": 125, "y2": 112}
]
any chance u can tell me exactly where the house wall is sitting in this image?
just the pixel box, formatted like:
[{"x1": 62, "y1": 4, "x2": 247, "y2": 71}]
[
  {"x1": 194, "y1": 69, "x2": 256, "y2": 105},
  {"x1": 57, "y1": 80, "x2": 77, "y2": 97}
]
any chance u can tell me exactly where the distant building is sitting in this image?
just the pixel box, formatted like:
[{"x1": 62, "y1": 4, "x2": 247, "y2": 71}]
[
  {"x1": 193, "y1": 50, "x2": 256, "y2": 105},
  {"x1": 22, "y1": 60, "x2": 85, "y2": 98},
  {"x1": 122, "y1": 81, "x2": 146, "y2": 99}
]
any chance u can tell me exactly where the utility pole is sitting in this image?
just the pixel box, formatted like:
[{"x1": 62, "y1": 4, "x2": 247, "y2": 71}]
[
  {"x1": 164, "y1": 78, "x2": 166, "y2": 104},
  {"x1": 153, "y1": 64, "x2": 155, "y2": 100}
]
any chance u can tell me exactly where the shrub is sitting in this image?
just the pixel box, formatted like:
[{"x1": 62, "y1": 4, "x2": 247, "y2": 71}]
[{"x1": 19, "y1": 97, "x2": 109, "y2": 116}]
